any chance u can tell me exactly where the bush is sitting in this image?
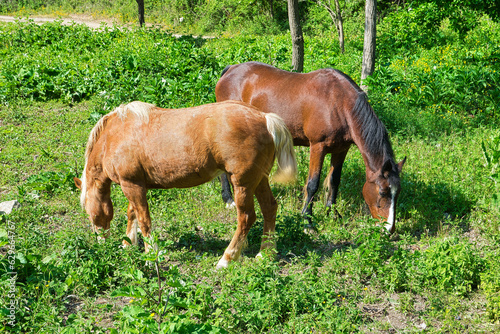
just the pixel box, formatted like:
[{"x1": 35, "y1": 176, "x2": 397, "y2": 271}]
[{"x1": 0, "y1": 21, "x2": 221, "y2": 108}]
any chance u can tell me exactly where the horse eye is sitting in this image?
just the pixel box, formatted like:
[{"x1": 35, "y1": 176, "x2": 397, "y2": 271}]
[{"x1": 379, "y1": 189, "x2": 389, "y2": 197}]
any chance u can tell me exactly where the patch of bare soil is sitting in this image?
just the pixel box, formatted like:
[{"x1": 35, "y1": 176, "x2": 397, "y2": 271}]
[
  {"x1": 62, "y1": 294, "x2": 133, "y2": 329},
  {"x1": 0, "y1": 14, "x2": 133, "y2": 29},
  {"x1": 359, "y1": 293, "x2": 428, "y2": 333}
]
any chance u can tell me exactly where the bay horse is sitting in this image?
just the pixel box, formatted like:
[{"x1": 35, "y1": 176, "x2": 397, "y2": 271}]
[
  {"x1": 215, "y1": 61, "x2": 405, "y2": 233},
  {"x1": 74, "y1": 100, "x2": 297, "y2": 269}
]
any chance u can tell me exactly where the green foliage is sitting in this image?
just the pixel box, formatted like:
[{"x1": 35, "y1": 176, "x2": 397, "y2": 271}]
[
  {"x1": 20, "y1": 163, "x2": 77, "y2": 196},
  {"x1": 380, "y1": 237, "x2": 485, "y2": 297},
  {"x1": 413, "y1": 0, "x2": 500, "y2": 32},
  {"x1": 214, "y1": 254, "x2": 362, "y2": 333},
  {"x1": 1, "y1": 5, "x2": 500, "y2": 333},
  {"x1": 481, "y1": 250, "x2": 500, "y2": 321},
  {"x1": 194, "y1": 0, "x2": 286, "y2": 35},
  {"x1": 110, "y1": 234, "x2": 227, "y2": 333},
  {"x1": 482, "y1": 131, "x2": 500, "y2": 206},
  {"x1": 419, "y1": 238, "x2": 484, "y2": 296},
  {"x1": 347, "y1": 226, "x2": 394, "y2": 279},
  {"x1": 0, "y1": 20, "x2": 220, "y2": 108},
  {"x1": 0, "y1": 218, "x2": 139, "y2": 332},
  {"x1": 378, "y1": 2, "x2": 443, "y2": 52},
  {"x1": 367, "y1": 15, "x2": 500, "y2": 139}
]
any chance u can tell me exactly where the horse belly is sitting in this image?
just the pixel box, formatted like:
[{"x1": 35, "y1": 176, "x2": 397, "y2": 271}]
[{"x1": 145, "y1": 160, "x2": 224, "y2": 189}]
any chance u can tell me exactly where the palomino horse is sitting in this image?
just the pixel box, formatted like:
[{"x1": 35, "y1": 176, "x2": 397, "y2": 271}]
[
  {"x1": 215, "y1": 62, "x2": 405, "y2": 233},
  {"x1": 74, "y1": 100, "x2": 297, "y2": 269}
]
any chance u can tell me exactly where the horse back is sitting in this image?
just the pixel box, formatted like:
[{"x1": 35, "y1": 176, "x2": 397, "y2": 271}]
[
  {"x1": 93, "y1": 101, "x2": 275, "y2": 189},
  {"x1": 215, "y1": 62, "x2": 359, "y2": 150}
]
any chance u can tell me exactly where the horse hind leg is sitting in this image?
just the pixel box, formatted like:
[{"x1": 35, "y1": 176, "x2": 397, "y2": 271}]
[
  {"x1": 254, "y1": 177, "x2": 278, "y2": 258},
  {"x1": 220, "y1": 173, "x2": 235, "y2": 208},
  {"x1": 120, "y1": 182, "x2": 153, "y2": 252},
  {"x1": 302, "y1": 143, "x2": 327, "y2": 226},
  {"x1": 324, "y1": 150, "x2": 348, "y2": 219},
  {"x1": 216, "y1": 184, "x2": 257, "y2": 269}
]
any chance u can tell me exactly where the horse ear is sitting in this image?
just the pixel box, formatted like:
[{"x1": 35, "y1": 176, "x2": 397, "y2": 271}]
[
  {"x1": 381, "y1": 159, "x2": 393, "y2": 178},
  {"x1": 397, "y1": 157, "x2": 407, "y2": 173},
  {"x1": 74, "y1": 177, "x2": 82, "y2": 190}
]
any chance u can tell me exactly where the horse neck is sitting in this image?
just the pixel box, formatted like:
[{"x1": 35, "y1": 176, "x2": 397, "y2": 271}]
[
  {"x1": 348, "y1": 94, "x2": 394, "y2": 175},
  {"x1": 359, "y1": 148, "x2": 390, "y2": 178}
]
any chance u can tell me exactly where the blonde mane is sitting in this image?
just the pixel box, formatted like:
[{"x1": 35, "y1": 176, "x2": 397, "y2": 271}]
[{"x1": 79, "y1": 101, "x2": 156, "y2": 208}]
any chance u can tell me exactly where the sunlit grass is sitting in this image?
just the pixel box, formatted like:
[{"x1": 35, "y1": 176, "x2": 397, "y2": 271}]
[{"x1": 0, "y1": 12, "x2": 499, "y2": 333}]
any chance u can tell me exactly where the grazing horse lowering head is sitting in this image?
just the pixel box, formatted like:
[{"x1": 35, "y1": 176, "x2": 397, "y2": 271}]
[
  {"x1": 362, "y1": 158, "x2": 405, "y2": 233},
  {"x1": 215, "y1": 61, "x2": 406, "y2": 233},
  {"x1": 74, "y1": 100, "x2": 297, "y2": 268}
]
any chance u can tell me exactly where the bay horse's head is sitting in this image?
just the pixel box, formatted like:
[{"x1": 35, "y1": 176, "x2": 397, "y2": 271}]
[{"x1": 362, "y1": 157, "x2": 406, "y2": 233}]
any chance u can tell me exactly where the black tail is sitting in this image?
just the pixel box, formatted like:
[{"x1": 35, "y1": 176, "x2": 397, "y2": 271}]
[{"x1": 221, "y1": 65, "x2": 231, "y2": 77}]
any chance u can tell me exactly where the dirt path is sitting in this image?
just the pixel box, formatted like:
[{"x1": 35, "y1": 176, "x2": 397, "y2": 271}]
[
  {"x1": 0, "y1": 14, "x2": 210, "y2": 38},
  {"x1": 0, "y1": 14, "x2": 136, "y2": 29}
]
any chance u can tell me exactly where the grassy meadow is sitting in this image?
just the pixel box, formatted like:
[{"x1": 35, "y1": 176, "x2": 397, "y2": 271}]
[{"x1": 0, "y1": 5, "x2": 500, "y2": 334}]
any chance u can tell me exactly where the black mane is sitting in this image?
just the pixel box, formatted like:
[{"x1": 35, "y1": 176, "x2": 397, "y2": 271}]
[
  {"x1": 351, "y1": 91, "x2": 395, "y2": 169},
  {"x1": 328, "y1": 70, "x2": 394, "y2": 165}
]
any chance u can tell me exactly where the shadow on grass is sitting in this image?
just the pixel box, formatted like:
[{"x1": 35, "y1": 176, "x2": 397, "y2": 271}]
[
  {"x1": 397, "y1": 173, "x2": 475, "y2": 237},
  {"x1": 161, "y1": 159, "x2": 476, "y2": 263},
  {"x1": 310, "y1": 157, "x2": 475, "y2": 239},
  {"x1": 172, "y1": 213, "x2": 352, "y2": 262}
]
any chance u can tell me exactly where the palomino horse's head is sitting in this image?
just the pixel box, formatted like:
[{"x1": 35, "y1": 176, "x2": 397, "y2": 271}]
[
  {"x1": 74, "y1": 175, "x2": 113, "y2": 238},
  {"x1": 362, "y1": 158, "x2": 406, "y2": 233}
]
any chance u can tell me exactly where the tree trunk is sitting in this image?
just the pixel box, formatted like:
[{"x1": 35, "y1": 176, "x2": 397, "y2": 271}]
[
  {"x1": 136, "y1": 0, "x2": 145, "y2": 27},
  {"x1": 334, "y1": 0, "x2": 344, "y2": 53},
  {"x1": 361, "y1": 0, "x2": 376, "y2": 92},
  {"x1": 316, "y1": 0, "x2": 345, "y2": 54},
  {"x1": 287, "y1": 0, "x2": 304, "y2": 72}
]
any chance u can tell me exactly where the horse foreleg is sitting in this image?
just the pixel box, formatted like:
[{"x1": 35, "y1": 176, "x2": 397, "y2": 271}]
[
  {"x1": 123, "y1": 202, "x2": 139, "y2": 247},
  {"x1": 301, "y1": 143, "x2": 327, "y2": 225},
  {"x1": 121, "y1": 182, "x2": 153, "y2": 252},
  {"x1": 325, "y1": 151, "x2": 348, "y2": 219},
  {"x1": 216, "y1": 185, "x2": 256, "y2": 269},
  {"x1": 220, "y1": 173, "x2": 235, "y2": 208},
  {"x1": 254, "y1": 177, "x2": 278, "y2": 258}
]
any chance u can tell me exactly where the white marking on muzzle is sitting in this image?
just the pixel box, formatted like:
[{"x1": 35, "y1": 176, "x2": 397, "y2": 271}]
[{"x1": 384, "y1": 186, "x2": 397, "y2": 233}]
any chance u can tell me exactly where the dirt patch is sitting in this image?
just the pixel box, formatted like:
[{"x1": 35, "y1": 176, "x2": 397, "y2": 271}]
[
  {"x1": 0, "y1": 14, "x2": 212, "y2": 38},
  {"x1": 0, "y1": 14, "x2": 131, "y2": 29},
  {"x1": 359, "y1": 293, "x2": 429, "y2": 333}
]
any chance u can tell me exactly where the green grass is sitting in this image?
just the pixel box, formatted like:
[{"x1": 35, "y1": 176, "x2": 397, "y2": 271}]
[{"x1": 0, "y1": 12, "x2": 500, "y2": 333}]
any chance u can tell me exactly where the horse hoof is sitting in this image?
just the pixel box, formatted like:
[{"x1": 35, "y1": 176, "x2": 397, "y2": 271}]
[
  {"x1": 255, "y1": 251, "x2": 276, "y2": 261},
  {"x1": 326, "y1": 207, "x2": 342, "y2": 220},
  {"x1": 216, "y1": 257, "x2": 229, "y2": 270}
]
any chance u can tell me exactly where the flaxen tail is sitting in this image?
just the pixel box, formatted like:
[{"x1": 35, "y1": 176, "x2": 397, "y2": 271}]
[{"x1": 264, "y1": 113, "x2": 297, "y2": 184}]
